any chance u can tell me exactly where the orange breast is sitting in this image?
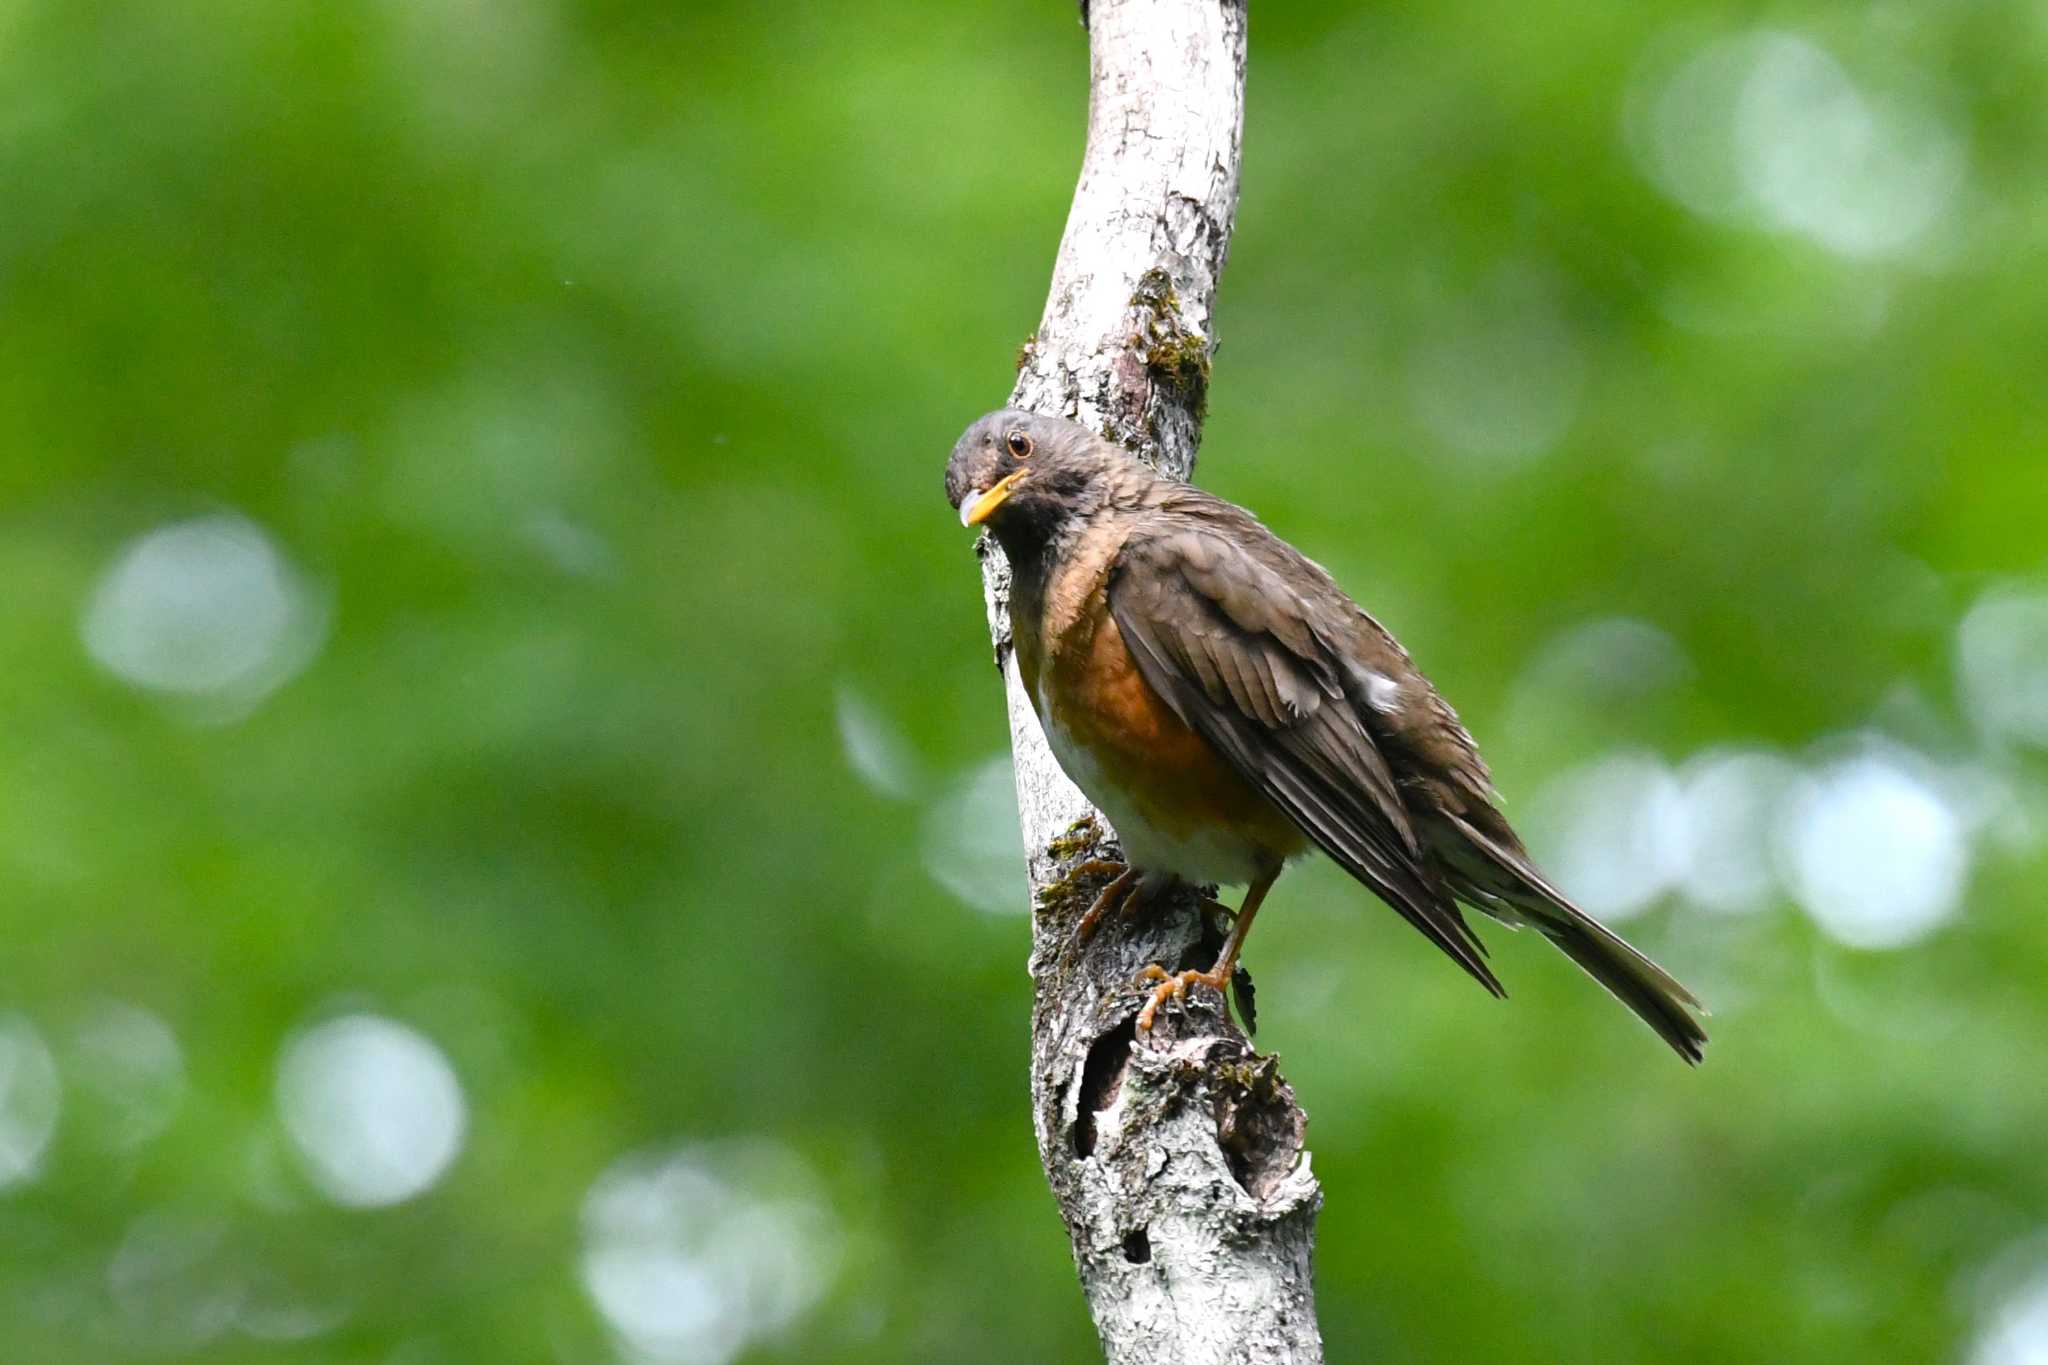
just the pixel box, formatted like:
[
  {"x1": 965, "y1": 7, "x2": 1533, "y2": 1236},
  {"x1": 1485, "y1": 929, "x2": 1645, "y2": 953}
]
[{"x1": 1034, "y1": 601, "x2": 1304, "y2": 856}]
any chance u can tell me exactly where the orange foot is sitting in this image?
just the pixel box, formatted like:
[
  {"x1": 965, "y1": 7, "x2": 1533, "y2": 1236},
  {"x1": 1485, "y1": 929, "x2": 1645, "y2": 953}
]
[
  {"x1": 1135, "y1": 963, "x2": 1230, "y2": 1032},
  {"x1": 1074, "y1": 863, "x2": 1144, "y2": 942}
]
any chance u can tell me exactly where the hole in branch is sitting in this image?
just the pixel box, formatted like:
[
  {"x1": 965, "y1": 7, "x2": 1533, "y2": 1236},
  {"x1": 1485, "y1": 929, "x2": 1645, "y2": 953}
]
[
  {"x1": 1121, "y1": 1228, "x2": 1151, "y2": 1264},
  {"x1": 1073, "y1": 1016, "x2": 1137, "y2": 1159}
]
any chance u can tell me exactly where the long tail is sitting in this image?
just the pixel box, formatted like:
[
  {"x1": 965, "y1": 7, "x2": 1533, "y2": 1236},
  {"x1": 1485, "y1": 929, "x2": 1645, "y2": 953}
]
[
  {"x1": 1528, "y1": 905, "x2": 1706, "y2": 1064},
  {"x1": 1441, "y1": 812, "x2": 1708, "y2": 1063}
]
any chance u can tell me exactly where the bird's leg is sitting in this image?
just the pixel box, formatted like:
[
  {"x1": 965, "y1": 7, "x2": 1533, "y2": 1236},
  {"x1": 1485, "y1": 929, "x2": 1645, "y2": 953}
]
[
  {"x1": 1074, "y1": 864, "x2": 1142, "y2": 941},
  {"x1": 1137, "y1": 867, "x2": 1279, "y2": 1032}
]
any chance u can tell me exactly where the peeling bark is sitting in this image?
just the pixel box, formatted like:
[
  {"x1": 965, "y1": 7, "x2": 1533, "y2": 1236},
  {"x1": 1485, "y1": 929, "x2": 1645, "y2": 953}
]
[{"x1": 972, "y1": 3, "x2": 1326, "y2": 1361}]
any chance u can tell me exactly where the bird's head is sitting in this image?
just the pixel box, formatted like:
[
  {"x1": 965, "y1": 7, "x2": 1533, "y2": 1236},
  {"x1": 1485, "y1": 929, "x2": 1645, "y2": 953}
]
[{"x1": 944, "y1": 409, "x2": 1136, "y2": 553}]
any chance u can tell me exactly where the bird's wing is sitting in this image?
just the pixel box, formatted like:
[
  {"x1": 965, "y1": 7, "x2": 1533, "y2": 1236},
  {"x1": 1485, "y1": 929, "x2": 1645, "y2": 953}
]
[{"x1": 1108, "y1": 518, "x2": 1502, "y2": 995}]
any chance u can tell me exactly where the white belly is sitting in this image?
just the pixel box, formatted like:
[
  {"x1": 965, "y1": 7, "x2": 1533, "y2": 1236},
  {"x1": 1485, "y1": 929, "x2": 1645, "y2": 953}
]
[{"x1": 1037, "y1": 696, "x2": 1269, "y2": 888}]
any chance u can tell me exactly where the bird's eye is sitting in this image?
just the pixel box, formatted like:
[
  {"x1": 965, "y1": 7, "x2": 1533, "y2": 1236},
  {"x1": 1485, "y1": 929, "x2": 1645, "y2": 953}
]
[{"x1": 1006, "y1": 431, "x2": 1034, "y2": 459}]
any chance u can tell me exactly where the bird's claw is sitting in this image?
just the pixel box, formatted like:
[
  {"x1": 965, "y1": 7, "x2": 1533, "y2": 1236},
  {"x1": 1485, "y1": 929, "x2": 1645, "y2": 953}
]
[
  {"x1": 1135, "y1": 964, "x2": 1230, "y2": 1032},
  {"x1": 1075, "y1": 864, "x2": 1143, "y2": 942}
]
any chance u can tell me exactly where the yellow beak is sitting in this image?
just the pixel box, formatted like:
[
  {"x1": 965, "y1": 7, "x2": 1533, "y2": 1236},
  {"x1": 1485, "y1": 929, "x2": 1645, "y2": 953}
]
[{"x1": 960, "y1": 468, "x2": 1027, "y2": 527}]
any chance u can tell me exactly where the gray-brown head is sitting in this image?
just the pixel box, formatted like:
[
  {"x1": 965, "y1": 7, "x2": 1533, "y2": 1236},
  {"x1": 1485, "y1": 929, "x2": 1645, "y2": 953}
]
[{"x1": 943, "y1": 410, "x2": 1144, "y2": 558}]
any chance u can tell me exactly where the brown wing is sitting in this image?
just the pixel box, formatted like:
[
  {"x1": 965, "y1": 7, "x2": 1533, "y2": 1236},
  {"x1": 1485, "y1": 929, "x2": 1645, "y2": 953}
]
[
  {"x1": 1107, "y1": 517, "x2": 1502, "y2": 997},
  {"x1": 1234, "y1": 521, "x2": 1709, "y2": 1060}
]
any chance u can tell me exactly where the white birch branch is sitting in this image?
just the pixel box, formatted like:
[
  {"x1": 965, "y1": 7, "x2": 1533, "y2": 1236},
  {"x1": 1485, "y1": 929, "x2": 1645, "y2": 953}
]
[{"x1": 972, "y1": 2, "x2": 1325, "y2": 1360}]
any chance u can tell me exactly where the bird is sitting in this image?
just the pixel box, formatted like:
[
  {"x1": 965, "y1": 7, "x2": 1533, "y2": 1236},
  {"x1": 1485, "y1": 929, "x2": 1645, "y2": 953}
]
[{"x1": 946, "y1": 408, "x2": 1707, "y2": 1061}]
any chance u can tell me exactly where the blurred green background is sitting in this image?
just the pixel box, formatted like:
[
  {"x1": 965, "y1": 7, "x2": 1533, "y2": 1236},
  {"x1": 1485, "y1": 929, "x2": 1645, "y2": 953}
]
[{"x1": 3, "y1": 0, "x2": 2047, "y2": 1361}]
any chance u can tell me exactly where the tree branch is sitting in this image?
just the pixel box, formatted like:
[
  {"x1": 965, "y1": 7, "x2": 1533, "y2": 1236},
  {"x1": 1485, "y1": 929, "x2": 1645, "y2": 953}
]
[{"x1": 974, "y1": 3, "x2": 1325, "y2": 1361}]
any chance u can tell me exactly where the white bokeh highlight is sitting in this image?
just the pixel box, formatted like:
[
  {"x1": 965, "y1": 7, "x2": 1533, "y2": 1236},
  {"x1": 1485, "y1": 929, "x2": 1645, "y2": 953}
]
[
  {"x1": 1975, "y1": 1258, "x2": 2048, "y2": 1365},
  {"x1": 1958, "y1": 588, "x2": 2048, "y2": 752},
  {"x1": 836, "y1": 684, "x2": 922, "y2": 801},
  {"x1": 275, "y1": 1014, "x2": 467, "y2": 1208},
  {"x1": 920, "y1": 753, "x2": 1026, "y2": 914},
  {"x1": 107, "y1": 1211, "x2": 243, "y2": 1351},
  {"x1": 71, "y1": 1000, "x2": 184, "y2": 1151},
  {"x1": 1778, "y1": 751, "x2": 1968, "y2": 949},
  {"x1": 1676, "y1": 749, "x2": 1800, "y2": 915},
  {"x1": 579, "y1": 1141, "x2": 838, "y2": 1365},
  {"x1": 1629, "y1": 29, "x2": 1966, "y2": 260},
  {"x1": 0, "y1": 1014, "x2": 61, "y2": 1191},
  {"x1": 1526, "y1": 752, "x2": 1689, "y2": 921},
  {"x1": 104, "y1": 1204, "x2": 348, "y2": 1349},
  {"x1": 81, "y1": 513, "x2": 329, "y2": 718},
  {"x1": 1737, "y1": 34, "x2": 1963, "y2": 259}
]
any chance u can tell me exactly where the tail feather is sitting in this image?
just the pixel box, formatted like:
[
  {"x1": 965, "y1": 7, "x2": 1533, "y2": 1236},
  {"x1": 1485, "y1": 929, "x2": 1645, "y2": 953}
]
[
  {"x1": 1531, "y1": 911, "x2": 1706, "y2": 1064},
  {"x1": 1439, "y1": 811, "x2": 1709, "y2": 1063}
]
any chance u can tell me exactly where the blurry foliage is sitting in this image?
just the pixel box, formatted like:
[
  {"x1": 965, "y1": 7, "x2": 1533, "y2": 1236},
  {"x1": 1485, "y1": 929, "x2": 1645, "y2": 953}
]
[{"x1": 1, "y1": 0, "x2": 2046, "y2": 1361}]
